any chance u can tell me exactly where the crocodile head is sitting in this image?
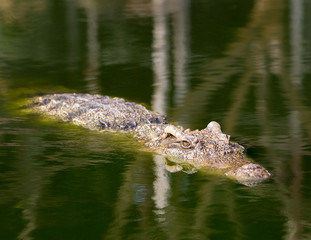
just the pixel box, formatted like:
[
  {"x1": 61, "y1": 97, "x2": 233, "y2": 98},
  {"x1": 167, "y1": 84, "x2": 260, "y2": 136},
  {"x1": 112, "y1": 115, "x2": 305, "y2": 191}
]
[{"x1": 158, "y1": 121, "x2": 271, "y2": 183}]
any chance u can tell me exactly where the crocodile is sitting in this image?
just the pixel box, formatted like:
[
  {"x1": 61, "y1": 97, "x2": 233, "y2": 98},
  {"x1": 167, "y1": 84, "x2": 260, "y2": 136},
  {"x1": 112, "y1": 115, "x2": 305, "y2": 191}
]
[{"x1": 29, "y1": 93, "x2": 271, "y2": 185}]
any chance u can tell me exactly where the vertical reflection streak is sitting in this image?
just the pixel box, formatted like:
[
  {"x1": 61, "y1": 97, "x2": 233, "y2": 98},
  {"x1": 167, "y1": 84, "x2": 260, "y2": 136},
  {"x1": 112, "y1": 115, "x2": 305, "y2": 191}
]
[
  {"x1": 85, "y1": 5, "x2": 100, "y2": 93},
  {"x1": 172, "y1": 0, "x2": 190, "y2": 106},
  {"x1": 151, "y1": 0, "x2": 170, "y2": 221},
  {"x1": 151, "y1": 0, "x2": 170, "y2": 115},
  {"x1": 284, "y1": 0, "x2": 304, "y2": 239},
  {"x1": 290, "y1": 0, "x2": 303, "y2": 86}
]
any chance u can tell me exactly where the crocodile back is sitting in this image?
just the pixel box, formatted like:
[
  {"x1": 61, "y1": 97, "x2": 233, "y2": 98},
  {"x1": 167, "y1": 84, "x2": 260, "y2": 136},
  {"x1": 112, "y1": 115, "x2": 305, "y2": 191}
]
[{"x1": 31, "y1": 93, "x2": 166, "y2": 131}]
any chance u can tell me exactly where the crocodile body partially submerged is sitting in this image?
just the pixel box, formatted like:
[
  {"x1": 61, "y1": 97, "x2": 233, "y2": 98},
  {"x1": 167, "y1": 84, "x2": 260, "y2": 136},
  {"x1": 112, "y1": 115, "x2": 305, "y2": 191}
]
[{"x1": 30, "y1": 93, "x2": 271, "y2": 185}]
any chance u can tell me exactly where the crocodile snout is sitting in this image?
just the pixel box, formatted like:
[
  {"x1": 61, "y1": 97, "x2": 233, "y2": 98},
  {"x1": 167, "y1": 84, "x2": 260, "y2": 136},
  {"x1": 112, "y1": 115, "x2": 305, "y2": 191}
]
[{"x1": 225, "y1": 163, "x2": 271, "y2": 180}]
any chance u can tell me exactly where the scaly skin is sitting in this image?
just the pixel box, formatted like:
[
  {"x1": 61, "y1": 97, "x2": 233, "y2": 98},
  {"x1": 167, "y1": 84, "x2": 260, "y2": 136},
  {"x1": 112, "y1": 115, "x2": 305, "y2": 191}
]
[{"x1": 30, "y1": 93, "x2": 271, "y2": 185}]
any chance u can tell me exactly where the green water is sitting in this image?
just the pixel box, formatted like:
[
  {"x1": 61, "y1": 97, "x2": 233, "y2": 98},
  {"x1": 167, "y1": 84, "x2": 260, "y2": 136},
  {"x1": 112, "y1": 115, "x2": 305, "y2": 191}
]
[{"x1": 1, "y1": 0, "x2": 311, "y2": 239}]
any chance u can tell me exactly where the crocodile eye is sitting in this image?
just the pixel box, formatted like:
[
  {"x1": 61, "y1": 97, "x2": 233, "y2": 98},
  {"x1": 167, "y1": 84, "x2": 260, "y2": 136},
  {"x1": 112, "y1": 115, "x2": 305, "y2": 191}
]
[{"x1": 181, "y1": 140, "x2": 192, "y2": 149}]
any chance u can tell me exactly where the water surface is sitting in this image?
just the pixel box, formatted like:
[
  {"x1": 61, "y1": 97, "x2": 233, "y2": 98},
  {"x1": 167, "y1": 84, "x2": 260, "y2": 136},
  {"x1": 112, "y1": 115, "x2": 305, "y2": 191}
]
[{"x1": 1, "y1": 0, "x2": 311, "y2": 239}]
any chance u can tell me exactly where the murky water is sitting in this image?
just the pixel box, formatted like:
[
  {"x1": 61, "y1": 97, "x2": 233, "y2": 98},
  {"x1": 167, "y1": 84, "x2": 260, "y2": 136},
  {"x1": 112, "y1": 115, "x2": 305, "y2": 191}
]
[{"x1": 1, "y1": 0, "x2": 311, "y2": 239}]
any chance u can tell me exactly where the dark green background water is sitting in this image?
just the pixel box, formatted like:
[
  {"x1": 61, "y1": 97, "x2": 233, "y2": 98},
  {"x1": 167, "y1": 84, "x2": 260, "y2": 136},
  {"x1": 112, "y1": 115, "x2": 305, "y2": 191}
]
[{"x1": 1, "y1": 0, "x2": 311, "y2": 239}]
